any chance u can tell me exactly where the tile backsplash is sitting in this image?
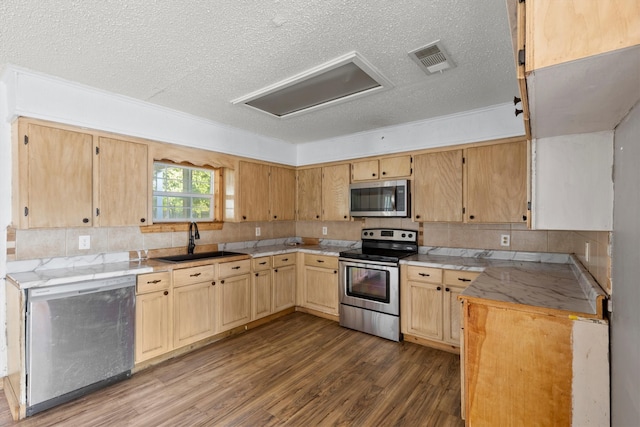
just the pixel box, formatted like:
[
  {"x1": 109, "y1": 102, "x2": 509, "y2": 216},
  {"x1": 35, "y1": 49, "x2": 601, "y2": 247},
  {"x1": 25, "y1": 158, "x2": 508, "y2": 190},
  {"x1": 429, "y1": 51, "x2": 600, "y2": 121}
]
[{"x1": 8, "y1": 218, "x2": 611, "y2": 294}]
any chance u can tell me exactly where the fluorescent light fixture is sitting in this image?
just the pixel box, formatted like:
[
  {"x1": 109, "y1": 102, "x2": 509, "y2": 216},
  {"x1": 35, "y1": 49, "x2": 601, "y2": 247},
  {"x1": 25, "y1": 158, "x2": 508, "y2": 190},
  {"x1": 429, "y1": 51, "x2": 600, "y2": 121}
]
[{"x1": 231, "y1": 52, "x2": 393, "y2": 118}]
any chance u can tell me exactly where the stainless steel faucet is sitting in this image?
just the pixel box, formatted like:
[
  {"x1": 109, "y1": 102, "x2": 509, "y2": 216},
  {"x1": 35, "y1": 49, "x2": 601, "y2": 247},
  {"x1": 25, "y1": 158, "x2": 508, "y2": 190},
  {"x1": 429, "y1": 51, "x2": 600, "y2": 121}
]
[{"x1": 187, "y1": 222, "x2": 200, "y2": 254}]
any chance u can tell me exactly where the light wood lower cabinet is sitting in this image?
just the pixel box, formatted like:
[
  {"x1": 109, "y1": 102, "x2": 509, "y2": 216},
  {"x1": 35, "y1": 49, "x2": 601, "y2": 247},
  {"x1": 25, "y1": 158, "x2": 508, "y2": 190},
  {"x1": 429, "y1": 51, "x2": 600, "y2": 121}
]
[
  {"x1": 273, "y1": 254, "x2": 296, "y2": 312},
  {"x1": 172, "y1": 265, "x2": 216, "y2": 349},
  {"x1": 401, "y1": 265, "x2": 479, "y2": 350},
  {"x1": 252, "y1": 268, "x2": 273, "y2": 321},
  {"x1": 218, "y1": 259, "x2": 252, "y2": 332},
  {"x1": 301, "y1": 254, "x2": 339, "y2": 316},
  {"x1": 135, "y1": 272, "x2": 172, "y2": 363}
]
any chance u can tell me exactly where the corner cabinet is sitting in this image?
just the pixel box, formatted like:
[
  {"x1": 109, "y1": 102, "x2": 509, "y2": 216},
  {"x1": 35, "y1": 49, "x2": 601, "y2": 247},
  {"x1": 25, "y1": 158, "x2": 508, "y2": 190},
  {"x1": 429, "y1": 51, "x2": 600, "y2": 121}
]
[
  {"x1": 464, "y1": 141, "x2": 528, "y2": 223},
  {"x1": 13, "y1": 118, "x2": 149, "y2": 229}
]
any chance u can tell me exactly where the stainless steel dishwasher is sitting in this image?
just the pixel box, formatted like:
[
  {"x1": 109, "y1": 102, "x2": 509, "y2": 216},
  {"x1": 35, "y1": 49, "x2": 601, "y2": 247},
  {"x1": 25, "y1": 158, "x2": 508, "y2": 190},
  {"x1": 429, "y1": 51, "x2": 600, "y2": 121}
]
[{"x1": 26, "y1": 275, "x2": 136, "y2": 416}]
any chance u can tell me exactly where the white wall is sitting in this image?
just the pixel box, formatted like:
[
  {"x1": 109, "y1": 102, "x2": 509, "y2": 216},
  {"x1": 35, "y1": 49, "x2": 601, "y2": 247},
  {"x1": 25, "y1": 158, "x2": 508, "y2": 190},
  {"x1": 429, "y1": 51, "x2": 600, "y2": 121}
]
[
  {"x1": 297, "y1": 103, "x2": 525, "y2": 165},
  {"x1": 611, "y1": 101, "x2": 640, "y2": 426}
]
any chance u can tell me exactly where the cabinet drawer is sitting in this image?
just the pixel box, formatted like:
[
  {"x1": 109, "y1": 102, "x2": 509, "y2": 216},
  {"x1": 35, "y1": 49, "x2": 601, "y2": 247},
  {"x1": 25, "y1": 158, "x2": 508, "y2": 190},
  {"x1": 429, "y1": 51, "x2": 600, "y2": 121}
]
[
  {"x1": 273, "y1": 253, "x2": 295, "y2": 267},
  {"x1": 219, "y1": 259, "x2": 251, "y2": 279},
  {"x1": 252, "y1": 257, "x2": 272, "y2": 271},
  {"x1": 406, "y1": 266, "x2": 443, "y2": 283},
  {"x1": 137, "y1": 271, "x2": 171, "y2": 294},
  {"x1": 173, "y1": 265, "x2": 215, "y2": 287},
  {"x1": 443, "y1": 269, "x2": 480, "y2": 287},
  {"x1": 304, "y1": 254, "x2": 338, "y2": 269}
]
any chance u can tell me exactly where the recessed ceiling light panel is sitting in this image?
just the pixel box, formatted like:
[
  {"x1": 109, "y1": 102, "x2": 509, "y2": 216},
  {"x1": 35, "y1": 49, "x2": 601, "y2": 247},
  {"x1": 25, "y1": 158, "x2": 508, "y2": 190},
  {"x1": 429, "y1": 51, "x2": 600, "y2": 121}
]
[{"x1": 231, "y1": 52, "x2": 393, "y2": 119}]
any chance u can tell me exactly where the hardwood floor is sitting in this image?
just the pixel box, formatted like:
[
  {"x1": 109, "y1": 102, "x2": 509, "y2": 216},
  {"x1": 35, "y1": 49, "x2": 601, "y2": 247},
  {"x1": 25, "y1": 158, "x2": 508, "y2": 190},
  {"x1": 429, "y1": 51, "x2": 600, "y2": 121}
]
[{"x1": 0, "y1": 313, "x2": 464, "y2": 426}]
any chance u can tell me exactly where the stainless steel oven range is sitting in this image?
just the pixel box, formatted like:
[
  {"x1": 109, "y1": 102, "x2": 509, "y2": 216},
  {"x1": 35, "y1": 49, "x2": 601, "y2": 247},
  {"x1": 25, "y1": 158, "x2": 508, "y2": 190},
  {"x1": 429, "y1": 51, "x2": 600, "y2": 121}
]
[{"x1": 338, "y1": 228, "x2": 418, "y2": 341}]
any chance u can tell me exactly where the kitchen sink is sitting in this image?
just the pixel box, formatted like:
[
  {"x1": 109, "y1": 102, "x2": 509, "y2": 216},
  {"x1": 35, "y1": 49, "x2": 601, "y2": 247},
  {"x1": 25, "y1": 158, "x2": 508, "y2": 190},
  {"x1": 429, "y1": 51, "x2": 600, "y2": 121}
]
[{"x1": 155, "y1": 251, "x2": 247, "y2": 263}]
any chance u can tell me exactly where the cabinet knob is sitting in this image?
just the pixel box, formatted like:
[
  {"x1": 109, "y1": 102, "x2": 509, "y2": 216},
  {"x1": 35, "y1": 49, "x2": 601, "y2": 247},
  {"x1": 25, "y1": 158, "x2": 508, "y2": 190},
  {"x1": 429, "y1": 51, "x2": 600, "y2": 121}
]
[
  {"x1": 343, "y1": 215, "x2": 347, "y2": 219},
  {"x1": 522, "y1": 215, "x2": 527, "y2": 221},
  {"x1": 255, "y1": 273, "x2": 259, "y2": 277},
  {"x1": 274, "y1": 269, "x2": 278, "y2": 273},
  {"x1": 273, "y1": 215, "x2": 277, "y2": 219},
  {"x1": 163, "y1": 291, "x2": 169, "y2": 296},
  {"x1": 445, "y1": 287, "x2": 450, "y2": 292},
  {"x1": 469, "y1": 215, "x2": 475, "y2": 220},
  {"x1": 82, "y1": 218, "x2": 89, "y2": 223},
  {"x1": 316, "y1": 215, "x2": 320, "y2": 219},
  {"x1": 415, "y1": 215, "x2": 421, "y2": 219},
  {"x1": 221, "y1": 280, "x2": 225, "y2": 284},
  {"x1": 436, "y1": 286, "x2": 441, "y2": 291},
  {"x1": 242, "y1": 215, "x2": 247, "y2": 220},
  {"x1": 382, "y1": 171, "x2": 386, "y2": 175},
  {"x1": 334, "y1": 270, "x2": 337, "y2": 274},
  {"x1": 140, "y1": 218, "x2": 146, "y2": 223},
  {"x1": 372, "y1": 173, "x2": 376, "y2": 177},
  {"x1": 212, "y1": 281, "x2": 216, "y2": 286}
]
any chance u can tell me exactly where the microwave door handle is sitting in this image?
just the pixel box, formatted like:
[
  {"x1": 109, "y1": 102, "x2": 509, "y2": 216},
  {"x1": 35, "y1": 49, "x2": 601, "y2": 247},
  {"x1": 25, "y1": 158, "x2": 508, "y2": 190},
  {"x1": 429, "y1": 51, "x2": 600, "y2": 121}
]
[{"x1": 391, "y1": 188, "x2": 396, "y2": 210}]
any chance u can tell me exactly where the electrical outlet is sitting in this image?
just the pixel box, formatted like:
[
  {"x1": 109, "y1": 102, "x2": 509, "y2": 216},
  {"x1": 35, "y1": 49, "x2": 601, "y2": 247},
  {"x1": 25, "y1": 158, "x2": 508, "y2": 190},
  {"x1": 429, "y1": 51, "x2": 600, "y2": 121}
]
[
  {"x1": 78, "y1": 235, "x2": 91, "y2": 250},
  {"x1": 255, "y1": 227, "x2": 261, "y2": 237},
  {"x1": 322, "y1": 226, "x2": 328, "y2": 235},
  {"x1": 500, "y1": 234, "x2": 510, "y2": 247}
]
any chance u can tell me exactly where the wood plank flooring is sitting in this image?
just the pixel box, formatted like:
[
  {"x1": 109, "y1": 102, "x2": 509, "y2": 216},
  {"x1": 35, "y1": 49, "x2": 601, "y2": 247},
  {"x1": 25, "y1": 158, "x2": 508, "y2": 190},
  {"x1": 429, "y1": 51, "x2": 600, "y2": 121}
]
[{"x1": 0, "y1": 313, "x2": 464, "y2": 426}]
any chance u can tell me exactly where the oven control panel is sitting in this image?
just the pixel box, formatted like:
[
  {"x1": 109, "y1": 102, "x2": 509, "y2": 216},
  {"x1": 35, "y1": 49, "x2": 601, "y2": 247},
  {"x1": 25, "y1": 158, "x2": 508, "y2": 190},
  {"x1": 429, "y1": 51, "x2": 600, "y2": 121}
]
[{"x1": 361, "y1": 228, "x2": 416, "y2": 243}]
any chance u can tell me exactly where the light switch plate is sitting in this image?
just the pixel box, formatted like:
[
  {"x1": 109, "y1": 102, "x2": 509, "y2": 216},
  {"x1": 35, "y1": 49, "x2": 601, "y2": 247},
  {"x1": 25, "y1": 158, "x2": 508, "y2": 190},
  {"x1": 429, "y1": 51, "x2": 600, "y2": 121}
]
[
  {"x1": 255, "y1": 227, "x2": 261, "y2": 237},
  {"x1": 322, "y1": 226, "x2": 328, "y2": 235}
]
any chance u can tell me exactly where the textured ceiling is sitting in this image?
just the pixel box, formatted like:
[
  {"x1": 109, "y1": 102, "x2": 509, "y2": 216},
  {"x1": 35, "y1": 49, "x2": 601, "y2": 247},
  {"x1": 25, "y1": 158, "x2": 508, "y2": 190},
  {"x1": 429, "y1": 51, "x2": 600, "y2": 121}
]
[{"x1": 0, "y1": 0, "x2": 519, "y2": 144}]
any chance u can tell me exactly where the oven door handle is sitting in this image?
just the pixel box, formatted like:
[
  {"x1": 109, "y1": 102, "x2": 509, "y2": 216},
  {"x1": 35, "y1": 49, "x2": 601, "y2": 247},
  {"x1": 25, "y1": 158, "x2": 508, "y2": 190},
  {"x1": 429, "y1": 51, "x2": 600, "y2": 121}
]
[{"x1": 338, "y1": 259, "x2": 399, "y2": 269}]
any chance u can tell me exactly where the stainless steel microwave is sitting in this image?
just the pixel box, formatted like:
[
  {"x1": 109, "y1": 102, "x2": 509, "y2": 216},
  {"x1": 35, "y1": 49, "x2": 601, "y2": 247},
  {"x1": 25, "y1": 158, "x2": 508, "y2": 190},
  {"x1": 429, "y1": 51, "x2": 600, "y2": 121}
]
[{"x1": 349, "y1": 180, "x2": 410, "y2": 217}]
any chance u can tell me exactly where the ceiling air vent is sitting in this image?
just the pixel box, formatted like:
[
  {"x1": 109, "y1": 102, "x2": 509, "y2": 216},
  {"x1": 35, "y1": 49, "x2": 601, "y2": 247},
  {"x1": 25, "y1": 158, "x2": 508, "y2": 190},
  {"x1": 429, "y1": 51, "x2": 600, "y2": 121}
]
[{"x1": 408, "y1": 40, "x2": 456, "y2": 75}]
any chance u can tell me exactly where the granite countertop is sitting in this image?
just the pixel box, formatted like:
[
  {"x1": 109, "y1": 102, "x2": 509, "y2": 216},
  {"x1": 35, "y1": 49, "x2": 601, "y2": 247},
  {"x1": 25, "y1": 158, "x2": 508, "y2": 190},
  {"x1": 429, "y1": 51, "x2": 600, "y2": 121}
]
[{"x1": 401, "y1": 253, "x2": 607, "y2": 319}]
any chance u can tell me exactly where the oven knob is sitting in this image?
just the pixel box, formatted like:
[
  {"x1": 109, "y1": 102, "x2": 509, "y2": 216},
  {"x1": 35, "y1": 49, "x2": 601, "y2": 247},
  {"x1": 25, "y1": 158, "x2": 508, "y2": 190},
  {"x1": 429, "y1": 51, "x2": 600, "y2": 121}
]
[
  {"x1": 408, "y1": 233, "x2": 413, "y2": 238},
  {"x1": 364, "y1": 232, "x2": 369, "y2": 236},
  {"x1": 402, "y1": 233, "x2": 406, "y2": 238}
]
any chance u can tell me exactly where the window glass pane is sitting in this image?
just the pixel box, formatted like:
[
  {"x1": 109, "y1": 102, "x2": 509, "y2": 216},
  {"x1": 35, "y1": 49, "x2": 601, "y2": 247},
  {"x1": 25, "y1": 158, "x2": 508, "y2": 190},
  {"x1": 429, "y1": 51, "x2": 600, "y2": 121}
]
[{"x1": 152, "y1": 162, "x2": 216, "y2": 222}]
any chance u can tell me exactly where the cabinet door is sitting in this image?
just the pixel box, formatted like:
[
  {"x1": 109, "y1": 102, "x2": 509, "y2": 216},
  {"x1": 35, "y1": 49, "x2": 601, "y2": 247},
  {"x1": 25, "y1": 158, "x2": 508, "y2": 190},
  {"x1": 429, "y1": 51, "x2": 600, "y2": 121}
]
[
  {"x1": 406, "y1": 281, "x2": 443, "y2": 340},
  {"x1": 98, "y1": 137, "x2": 148, "y2": 226},
  {"x1": 465, "y1": 141, "x2": 527, "y2": 223},
  {"x1": 23, "y1": 124, "x2": 94, "y2": 228},
  {"x1": 443, "y1": 285, "x2": 464, "y2": 346},
  {"x1": 218, "y1": 274, "x2": 251, "y2": 331},
  {"x1": 270, "y1": 166, "x2": 296, "y2": 221},
  {"x1": 304, "y1": 266, "x2": 339, "y2": 315},
  {"x1": 413, "y1": 150, "x2": 463, "y2": 222},
  {"x1": 173, "y1": 281, "x2": 215, "y2": 348},
  {"x1": 238, "y1": 161, "x2": 270, "y2": 221},
  {"x1": 380, "y1": 155, "x2": 412, "y2": 179},
  {"x1": 351, "y1": 160, "x2": 379, "y2": 181},
  {"x1": 297, "y1": 168, "x2": 322, "y2": 220},
  {"x1": 273, "y1": 264, "x2": 296, "y2": 312},
  {"x1": 322, "y1": 164, "x2": 351, "y2": 221},
  {"x1": 135, "y1": 290, "x2": 171, "y2": 362},
  {"x1": 252, "y1": 270, "x2": 272, "y2": 320}
]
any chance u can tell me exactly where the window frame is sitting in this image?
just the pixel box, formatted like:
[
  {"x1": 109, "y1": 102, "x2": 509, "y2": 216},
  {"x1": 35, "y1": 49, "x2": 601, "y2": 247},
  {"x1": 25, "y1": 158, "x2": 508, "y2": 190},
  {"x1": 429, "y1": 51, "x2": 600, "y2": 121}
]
[{"x1": 151, "y1": 161, "x2": 223, "y2": 224}]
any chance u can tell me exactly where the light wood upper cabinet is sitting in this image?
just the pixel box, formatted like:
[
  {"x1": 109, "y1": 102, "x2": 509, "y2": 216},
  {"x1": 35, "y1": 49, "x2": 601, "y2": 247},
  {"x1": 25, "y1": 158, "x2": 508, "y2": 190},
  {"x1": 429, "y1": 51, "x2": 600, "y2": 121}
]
[
  {"x1": 297, "y1": 167, "x2": 322, "y2": 221},
  {"x1": 18, "y1": 123, "x2": 94, "y2": 228},
  {"x1": 270, "y1": 166, "x2": 296, "y2": 221},
  {"x1": 413, "y1": 150, "x2": 463, "y2": 222},
  {"x1": 525, "y1": 0, "x2": 640, "y2": 72},
  {"x1": 464, "y1": 141, "x2": 527, "y2": 223},
  {"x1": 238, "y1": 161, "x2": 270, "y2": 222},
  {"x1": 97, "y1": 137, "x2": 148, "y2": 226},
  {"x1": 351, "y1": 155, "x2": 412, "y2": 182},
  {"x1": 322, "y1": 164, "x2": 351, "y2": 221}
]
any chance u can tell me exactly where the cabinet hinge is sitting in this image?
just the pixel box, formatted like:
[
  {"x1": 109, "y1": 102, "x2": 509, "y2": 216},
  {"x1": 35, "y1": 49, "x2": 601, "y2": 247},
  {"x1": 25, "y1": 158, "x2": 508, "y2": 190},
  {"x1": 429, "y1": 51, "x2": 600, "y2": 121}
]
[
  {"x1": 24, "y1": 206, "x2": 29, "y2": 217},
  {"x1": 519, "y1": 0, "x2": 525, "y2": 3},
  {"x1": 95, "y1": 146, "x2": 100, "y2": 155},
  {"x1": 462, "y1": 207, "x2": 465, "y2": 214},
  {"x1": 24, "y1": 135, "x2": 29, "y2": 145},
  {"x1": 410, "y1": 156, "x2": 413, "y2": 163},
  {"x1": 518, "y1": 49, "x2": 525, "y2": 66},
  {"x1": 527, "y1": 201, "x2": 531, "y2": 210},
  {"x1": 410, "y1": 168, "x2": 413, "y2": 175},
  {"x1": 96, "y1": 208, "x2": 100, "y2": 216},
  {"x1": 462, "y1": 157, "x2": 466, "y2": 164}
]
